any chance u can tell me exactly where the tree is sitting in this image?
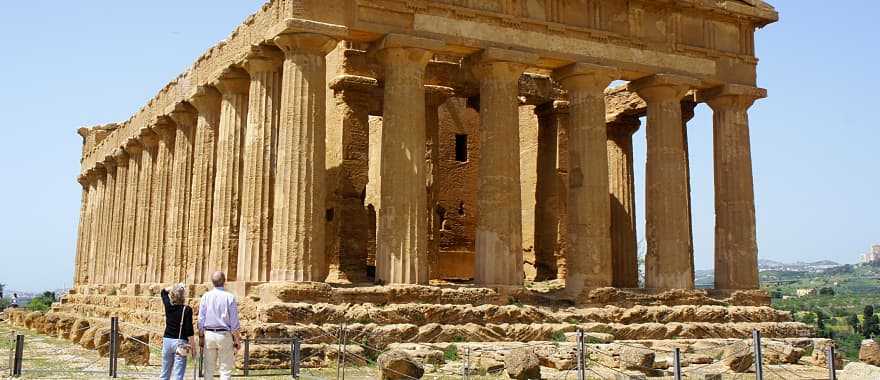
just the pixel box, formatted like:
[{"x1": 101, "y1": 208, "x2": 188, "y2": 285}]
[
  {"x1": 849, "y1": 314, "x2": 862, "y2": 333},
  {"x1": 25, "y1": 291, "x2": 56, "y2": 312},
  {"x1": 815, "y1": 309, "x2": 829, "y2": 337},
  {"x1": 862, "y1": 305, "x2": 880, "y2": 338}
]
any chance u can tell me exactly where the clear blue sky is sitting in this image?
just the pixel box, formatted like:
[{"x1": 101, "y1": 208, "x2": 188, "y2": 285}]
[{"x1": 0, "y1": 1, "x2": 876, "y2": 292}]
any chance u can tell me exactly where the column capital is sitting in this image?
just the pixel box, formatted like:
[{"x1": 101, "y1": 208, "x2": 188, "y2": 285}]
[
  {"x1": 627, "y1": 74, "x2": 700, "y2": 102},
  {"x1": 77, "y1": 174, "x2": 89, "y2": 187},
  {"x1": 266, "y1": 17, "x2": 347, "y2": 43},
  {"x1": 150, "y1": 116, "x2": 177, "y2": 140},
  {"x1": 607, "y1": 115, "x2": 641, "y2": 137},
  {"x1": 102, "y1": 154, "x2": 118, "y2": 170},
  {"x1": 214, "y1": 68, "x2": 250, "y2": 95},
  {"x1": 425, "y1": 85, "x2": 454, "y2": 107},
  {"x1": 468, "y1": 47, "x2": 538, "y2": 82},
  {"x1": 166, "y1": 102, "x2": 198, "y2": 127},
  {"x1": 534, "y1": 100, "x2": 570, "y2": 117},
  {"x1": 124, "y1": 138, "x2": 144, "y2": 155},
  {"x1": 112, "y1": 148, "x2": 129, "y2": 167},
  {"x1": 553, "y1": 62, "x2": 618, "y2": 92},
  {"x1": 274, "y1": 33, "x2": 338, "y2": 57},
  {"x1": 188, "y1": 85, "x2": 222, "y2": 114},
  {"x1": 138, "y1": 127, "x2": 160, "y2": 148},
  {"x1": 93, "y1": 163, "x2": 107, "y2": 177},
  {"x1": 243, "y1": 45, "x2": 284, "y2": 74},
  {"x1": 698, "y1": 84, "x2": 767, "y2": 111},
  {"x1": 372, "y1": 34, "x2": 444, "y2": 68}
]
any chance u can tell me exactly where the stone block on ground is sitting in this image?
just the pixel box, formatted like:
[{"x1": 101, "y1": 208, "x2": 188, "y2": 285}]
[
  {"x1": 618, "y1": 345, "x2": 655, "y2": 372},
  {"x1": 377, "y1": 349, "x2": 425, "y2": 380},
  {"x1": 839, "y1": 362, "x2": 880, "y2": 380},
  {"x1": 503, "y1": 347, "x2": 541, "y2": 379},
  {"x1": 812, "y1": 339, "x2": 843, "y2": 369},
  {"x1": 722, "y1": 340, "x2": 753, "y2": 373},
  {"x1": 859, "y1": 339, "x2": 880, "y2": 366}
]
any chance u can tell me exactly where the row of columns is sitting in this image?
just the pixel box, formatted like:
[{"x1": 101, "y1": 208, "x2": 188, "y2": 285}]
[{"x1": 72, "y1": 29, "x2": 765, "y2": 290}]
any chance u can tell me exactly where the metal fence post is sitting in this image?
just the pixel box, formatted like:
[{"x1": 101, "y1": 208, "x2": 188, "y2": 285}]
[
  {"x1": 243, "y1": 337, "x2": 251, "y2": 376},
  {"x1": 462, "y1": 346, "x2": 470, "y2": 380},
  {"x1": 291, "y1": 336, "x2": 301, "y2": 379},
  {"x1": 752, "y1": 330, "x2": 763, "y2": 380},
  {"x1": 340, "y1": 325, "x2": 347, "y2": 380},
  {"x1": 109, "y1": 316, "x2": 119, "y2": 378},
  {"x1": 827, "y1": 346, "x2": 837, "y2": 380},
  {"x1": 673, "y1": 347, "x2": 683, "y2": 380},
  {"x1": 576, "y1": 330, "x2": 585, "y2": 380},
  {"x1": 12, "y1": 334, "x2": 24, "y2": 378}
]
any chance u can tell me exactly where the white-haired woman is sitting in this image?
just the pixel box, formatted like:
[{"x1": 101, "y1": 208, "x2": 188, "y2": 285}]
[{"x1": 160, "y1": 284, "x2": 195, "y2": 380}]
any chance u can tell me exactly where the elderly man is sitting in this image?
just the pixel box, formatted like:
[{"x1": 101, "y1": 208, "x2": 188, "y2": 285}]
[{"x1": 198, "y1": 271, "x2": 241, "y2": 380}]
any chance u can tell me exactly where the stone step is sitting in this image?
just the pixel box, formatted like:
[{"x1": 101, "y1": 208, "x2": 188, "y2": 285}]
[
  {"x1": 255, "y1": 302, "x2": 791, "y2": 325},
  {"x1": 57, "y1": 295, "x2": 790, "y2": 328}
]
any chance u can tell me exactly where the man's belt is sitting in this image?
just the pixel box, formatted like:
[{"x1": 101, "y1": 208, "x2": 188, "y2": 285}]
[{"x1": 204, "y1": 328, "x2": 229, "y2": 332}]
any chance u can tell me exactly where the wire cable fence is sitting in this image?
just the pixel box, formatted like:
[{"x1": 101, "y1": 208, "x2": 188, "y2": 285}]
[{"x1": 2, "y1": 314, "x2": 846, "y2": 379}]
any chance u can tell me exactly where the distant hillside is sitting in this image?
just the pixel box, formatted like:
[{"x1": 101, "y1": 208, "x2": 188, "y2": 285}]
[{"x1": 758, "y1": 259, "x2": 840, "y2": 272}]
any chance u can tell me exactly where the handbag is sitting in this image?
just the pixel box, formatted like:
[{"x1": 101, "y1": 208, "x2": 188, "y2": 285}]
[{"x1": 174, "y1": 305, "x2": 192, "y2": 357}]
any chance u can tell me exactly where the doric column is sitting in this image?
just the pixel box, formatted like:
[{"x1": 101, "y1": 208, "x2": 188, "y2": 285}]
[
  {"x1": 700, "y1": 84, "x2": 766, "y2": 290},
  {"x1": 96, "y1": 157, "x2": 117, "y2": 284},
  {"x1": 148, "y1": 118, "x2": 175, "y2": 283},
  {"x1": 372, "y1": 34, "x2": 443, "y2": 285},
  {"x1": 86, "y1": 165, "x2": 106, "y2": 284},
  {"x1": 554, "y1": 63, "x2": 617, "y2": 292},
  {"x1": 425, "y1": 85, "x2": 454, "y2": 280},
  {"x1": 74, "y1": 175, "x2": 90, "y2": 285},
  {"x1": 165, "y1": 104, "x2": 198, "y2": 282},
  {"x1": 210, "y1": 70, "x2": 250, "y2": 281},
  {"x1": 470, "y1": 48, "x2": 537, "y2": 286},
  {"x1": 133, "y1": 130, "x2": 158, "y2": 283},
  {"x1": 270, "y1": 31, "x2": 339, "y2": 282},
  {"x1": 681, "y1": 101, "x2": 697, "y2": 279},
  {"x1": 120, "y1": 140, "x2": 142, "y2": 284},
  {"x1": 187, "y1": 86, "x2": 221, "y2": 284},
  {"x1": 533, "y1": 101, "x2": 568, "y2": 281},
  {"x1": 628, "y1": 74, "x2": 699, "y2": 289},
  {"x1": 238, "y1": 47, "x2": 283, "y2": 283},
  {"x1": 326, "y1": 77, "x2": 378, "y2": 284},
  {"x1": 107, "y1": 149, "x2": 129, "y2": 283},
  {"x1": 607, "y1": 116, "x2": 641, "y2": 288}
]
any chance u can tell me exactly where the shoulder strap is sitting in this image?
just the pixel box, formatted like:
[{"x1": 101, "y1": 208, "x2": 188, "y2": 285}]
[{"x1": 178, "y1": 305, "x2": 187, "y2": 340}]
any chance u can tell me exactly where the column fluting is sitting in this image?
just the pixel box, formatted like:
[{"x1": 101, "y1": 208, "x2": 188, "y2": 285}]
[
  {"x1": 606, "y1": 116, "x2": 640, "y2": 288},
  {"x1": 148, "y1": 119, "x2": 175, "y2": 283},
  {"x1": 471, "y1": 48, "x2": 537, "y2": 286},
  {"x1": 270, "y1": 33, "x2": 337, "y2": 282},
  {"x1": 628, "y1": 74, "x2": 699, "y2": 290},
  {"x1": 107, "y1": 149, "x2": 129, "y2": 283},
  {"x1": 187, "y1": 87, "x2": 222, "y2": 284},
  {"x1": 120, "y1": 140, "x2": 142, "y2": 284}
]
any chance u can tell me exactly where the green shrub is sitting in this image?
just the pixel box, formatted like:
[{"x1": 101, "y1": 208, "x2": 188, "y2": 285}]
[{"x1": 443, "y1": 344, "x2": 459, "y2": 361}]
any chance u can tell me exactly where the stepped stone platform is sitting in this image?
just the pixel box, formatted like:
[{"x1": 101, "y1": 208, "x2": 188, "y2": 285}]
[{"x1": 3, "y1": 282, "x2": 829, "y2": 374}]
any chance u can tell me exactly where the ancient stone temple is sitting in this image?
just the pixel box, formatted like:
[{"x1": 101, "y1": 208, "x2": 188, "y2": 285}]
[{"x1": 12, "y1": 0, "x2": 836, "y2": 373}]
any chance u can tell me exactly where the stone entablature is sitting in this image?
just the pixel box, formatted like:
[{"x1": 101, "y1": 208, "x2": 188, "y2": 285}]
[{"x1": 79, "y1": 0, "x2": 776, "y2": 172}]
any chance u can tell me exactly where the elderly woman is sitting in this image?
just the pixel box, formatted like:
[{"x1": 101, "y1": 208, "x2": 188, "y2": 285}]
[{"x1": 160, "y1": 284, "x2": 195, "y2": 380}]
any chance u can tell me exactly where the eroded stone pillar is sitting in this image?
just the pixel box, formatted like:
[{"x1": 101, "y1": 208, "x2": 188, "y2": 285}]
[
  {"x1": 628, "y1": 74, "x2": 699, "y2": 290},
  {"x1": 326, "y1": 78, "x2": 377, "y2": 284},
  {"x1": 74, "y1": 174, "x2": 91, "y2": 285},
  {"x1": 373, "y1": 35, "x2": 443, "y2": 285},
  {"x1": 120, "y1": 140, "x2": 142, "y2": 284},
  {"x1": 555, "y1": 63, "x2": 617, "y2": 292},
  {"x1": 107, "y1": 149, "x2": 129, "y2": 283},
  {"x1": 701, "y1": 84, "x2": 766, "y2": 290},
  {"x1": 607, "y1": 116, "x2": 640, "y2": 288},
  {"x1": 471, "y1": 48, "x2": 537, "y2": 286},
  {"x1": 210, "y1": 70, "x2": 249, "y2": 281},
  {"x1": 533, "y1": 101, "x2": 568, "y2": 281},
  {"x1": 425, "y1": 86, "x2": 454, "y2": 281},
  {"x1": 148, "y1": 118, "x2": 175, "y2": 283},
  {"x1": 187, "y1": 86, "x2": 221, "y2": 284},
  {"x1": 238, "y1": 48, "x2": 283, "y2": 283},
  {"x1": 271, "y1": 32, "x2": 338, "y2": 282},
  {"x1": 86, "y1": 165, "x2": 106, "y2": 284},
  {"x1": 133, "y1": 130, "x2": 158, "y2": 284},
  {"x1": 165, "y1": 104, "x2": 197, "y2": 282},
  {"x1": 96, "y1": 157, "x2": 117, "y2": 284}
]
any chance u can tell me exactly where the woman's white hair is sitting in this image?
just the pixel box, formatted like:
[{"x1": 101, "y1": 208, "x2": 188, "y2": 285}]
[{"x1": 169, "y1": 283, "x2": 187, "y2": 305}]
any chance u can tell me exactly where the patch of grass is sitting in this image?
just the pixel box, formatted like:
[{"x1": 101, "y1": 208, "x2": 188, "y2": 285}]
[
  {"x1": 551, "y1": 331, "x2": 567, "y2": 342},
  {"x1": 444, "y1": 344, "x2": 459, "y2": 361},
  {"x1": 452, "y1": 335, "x2": 466, "y2": 343}
]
